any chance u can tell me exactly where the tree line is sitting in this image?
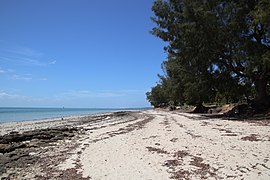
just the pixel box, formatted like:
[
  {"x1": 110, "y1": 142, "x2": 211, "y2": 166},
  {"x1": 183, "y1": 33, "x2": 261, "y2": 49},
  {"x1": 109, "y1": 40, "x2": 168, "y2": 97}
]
[{"x1": 146, "y1": 0, "x2": 270, "y2": 113}]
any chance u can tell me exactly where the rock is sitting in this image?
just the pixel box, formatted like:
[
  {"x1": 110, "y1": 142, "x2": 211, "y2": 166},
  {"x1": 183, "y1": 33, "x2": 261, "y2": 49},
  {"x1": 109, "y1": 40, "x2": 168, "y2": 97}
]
[
  {"x1": 0, "y1": 154, "x2": 9, "y2": 165},
  {"x1": 0, "y1": 173, "x2": 8, "y2": 179},
  {"x1": 0, "y1": 144, "x2": 9, "y2": 154},
  {"x1": 0, "y1": 143, "x2": 27, "y2": 154},
  {"x1": 51, "y1": 136, "x2": 64, "y2": 141},
  {"x1": 0, "y1": 132, "x2": 32, "y2": 144},
  {"x1": 0, "y1": 126, "x2": 81, "y2": 177}
]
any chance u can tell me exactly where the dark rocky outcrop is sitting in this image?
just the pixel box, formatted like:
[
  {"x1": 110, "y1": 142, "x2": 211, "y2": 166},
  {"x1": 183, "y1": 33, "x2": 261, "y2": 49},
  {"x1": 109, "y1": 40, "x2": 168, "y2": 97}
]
[{"x1": 0, "y1": 127, "x2": 80, "y2": 176}]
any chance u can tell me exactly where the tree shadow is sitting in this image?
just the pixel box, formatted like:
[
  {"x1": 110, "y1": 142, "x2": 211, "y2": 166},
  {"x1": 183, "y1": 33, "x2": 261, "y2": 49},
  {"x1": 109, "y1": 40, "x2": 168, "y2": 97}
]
[{"x1": 176, "y1": 112, "x2": 270, "y2": 122}]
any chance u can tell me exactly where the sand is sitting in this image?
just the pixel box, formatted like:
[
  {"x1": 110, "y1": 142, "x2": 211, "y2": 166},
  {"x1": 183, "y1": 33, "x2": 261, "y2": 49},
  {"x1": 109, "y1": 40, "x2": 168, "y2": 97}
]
[{"x1": 1, "y1": 110, "x2": 270, "y2": 179}]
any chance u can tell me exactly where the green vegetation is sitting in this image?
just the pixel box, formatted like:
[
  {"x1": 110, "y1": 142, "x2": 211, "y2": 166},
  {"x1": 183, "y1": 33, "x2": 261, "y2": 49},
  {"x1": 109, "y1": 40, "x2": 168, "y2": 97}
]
[{"x1": 147, "y1": 0, "x2": 270, "y2": 113}]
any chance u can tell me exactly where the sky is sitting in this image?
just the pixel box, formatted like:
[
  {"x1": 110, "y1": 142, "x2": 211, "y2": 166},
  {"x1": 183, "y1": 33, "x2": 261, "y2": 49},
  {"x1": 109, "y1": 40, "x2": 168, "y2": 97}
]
[{"x1": 0, "y1": 0, "x2": 166, "y2": 108}]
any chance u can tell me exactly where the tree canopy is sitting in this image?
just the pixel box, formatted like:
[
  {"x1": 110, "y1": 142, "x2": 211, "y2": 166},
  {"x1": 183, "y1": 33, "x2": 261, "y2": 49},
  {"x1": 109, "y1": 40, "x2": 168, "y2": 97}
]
[{"x1": 147, "y1": 0, "x2": 270, "y2": 112}]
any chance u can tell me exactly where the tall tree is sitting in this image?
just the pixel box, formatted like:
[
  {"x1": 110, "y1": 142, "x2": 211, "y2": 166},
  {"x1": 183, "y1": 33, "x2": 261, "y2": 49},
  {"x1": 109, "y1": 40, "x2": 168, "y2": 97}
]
[
  {"x1": 146, "y1": 83, "x2": 169, "y2": 107},
  {"x1": 149, "y1": 0, "x2": 270, "y2": 112}
]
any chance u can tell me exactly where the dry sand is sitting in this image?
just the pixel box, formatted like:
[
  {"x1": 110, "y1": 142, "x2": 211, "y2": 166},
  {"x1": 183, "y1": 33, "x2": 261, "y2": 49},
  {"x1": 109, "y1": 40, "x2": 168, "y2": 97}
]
[{"x1": 1, "y1": 110, "x2": 270, "y2": 179}]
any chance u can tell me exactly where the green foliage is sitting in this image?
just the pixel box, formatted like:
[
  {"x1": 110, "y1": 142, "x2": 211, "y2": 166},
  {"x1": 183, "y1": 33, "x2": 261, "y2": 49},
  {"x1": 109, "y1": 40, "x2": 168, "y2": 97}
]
[
  {"x1": 146, "y1": 84, "x2": 169, "y2": 107},
  {"x1": 147, "y1": 0, "x2": 270, "y2": 108}
]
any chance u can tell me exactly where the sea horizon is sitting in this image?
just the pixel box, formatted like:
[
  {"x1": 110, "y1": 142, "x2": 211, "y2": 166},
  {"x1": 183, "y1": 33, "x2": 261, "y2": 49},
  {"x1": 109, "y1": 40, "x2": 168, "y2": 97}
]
[{"x1": 0, "y1": 107, "x2": 151, "y2": 123}]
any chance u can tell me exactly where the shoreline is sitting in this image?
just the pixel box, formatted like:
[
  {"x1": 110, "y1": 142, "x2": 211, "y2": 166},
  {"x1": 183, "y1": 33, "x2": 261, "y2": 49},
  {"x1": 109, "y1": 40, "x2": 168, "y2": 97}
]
[
  {"x1": 1, "y1": 110, "x2": 269, "y2": 179},
  {"x1": 0, "y1": 107, "x2": 151, "y2": 124},
  {"x1": 0, "y1": 110, "x2": 139, "y2": 136}
]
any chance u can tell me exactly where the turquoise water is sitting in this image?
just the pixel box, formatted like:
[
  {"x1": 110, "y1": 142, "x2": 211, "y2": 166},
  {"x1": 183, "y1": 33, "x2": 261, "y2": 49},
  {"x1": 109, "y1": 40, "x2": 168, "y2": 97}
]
[{"x1": 0, "y1": 107, "x2": 148, "y2": 123}]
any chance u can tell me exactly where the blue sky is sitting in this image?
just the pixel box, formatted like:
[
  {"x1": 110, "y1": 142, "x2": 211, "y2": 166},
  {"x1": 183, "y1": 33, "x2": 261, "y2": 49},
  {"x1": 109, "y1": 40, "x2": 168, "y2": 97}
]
[{"x1": 0, "y1": 0, "x2": 166, "y2": 108}]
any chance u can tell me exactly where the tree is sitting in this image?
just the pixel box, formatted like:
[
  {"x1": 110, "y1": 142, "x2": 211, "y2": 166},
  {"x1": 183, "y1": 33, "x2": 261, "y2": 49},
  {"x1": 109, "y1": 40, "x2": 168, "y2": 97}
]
[
  {"x1": 160, "y1": 59, "x2": 185, "y2": 105},
  {"x1": 146, "y1": 84, "x2": 169, "y2": 107},
  {"x1": 149, "y1": 0, "x2": 270, "y2": 112}
]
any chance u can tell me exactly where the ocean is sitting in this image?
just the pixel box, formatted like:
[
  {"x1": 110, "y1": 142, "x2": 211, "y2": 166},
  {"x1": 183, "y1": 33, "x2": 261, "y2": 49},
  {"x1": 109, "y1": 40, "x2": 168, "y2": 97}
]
[{"x1": 0, "y1": 107, "x2": 148, "y2": 123}]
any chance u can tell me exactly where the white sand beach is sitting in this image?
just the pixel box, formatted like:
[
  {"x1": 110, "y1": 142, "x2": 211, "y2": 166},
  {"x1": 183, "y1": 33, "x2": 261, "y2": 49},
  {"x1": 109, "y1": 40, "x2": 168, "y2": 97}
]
[{"x1": 0, "y1": 110, "x2": 269, "y2": 179}]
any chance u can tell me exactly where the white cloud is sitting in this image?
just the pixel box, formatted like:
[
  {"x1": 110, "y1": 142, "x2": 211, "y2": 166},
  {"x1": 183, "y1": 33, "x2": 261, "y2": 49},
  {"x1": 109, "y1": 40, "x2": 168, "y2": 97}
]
[
  {"x1": 118, "y1": 89, "x2": 146, "y2": 93},
  {"x1": 65, "y1": 90, "x2": 126, "y2": 98},
  {"x1": 6, "y1": 47, "x2": 43, "y2": 57},
  {"x1": 0, "y1": 90, "x2": 26, "y2": 100},
  {"x1": 7, "y1": 69, "x2": 15, "y2": 73},
  {"x1": 0, "y1": 88, "x2": 149, "y2": 108},
  {"x1": 0, "y1": 46, "x2": 55, "y2": 66},
  {"x1": 11, "y1": 74, "x2": 32, "y2": 81},
  {"x1": 0, "y1": 56, "x2": 47, "y2": 66},
  {"x1": 0, "y1": 68, "x2": 47, "y2": 81},
  {"x1": 0, "y1": 67, "x2": 6, "y2": 74},
  {"x1": 49, "y1": 60, "x2": 56, "y2": 65},
  {"x1": 63, "y1": 89, "x2": 145, "y2": 99},
  {"x1": 0, "y1": 46, "x2": 56, "y2": 81},
  {"x1": 40, "y1": 77, "x2": 48, "y2": 81}
]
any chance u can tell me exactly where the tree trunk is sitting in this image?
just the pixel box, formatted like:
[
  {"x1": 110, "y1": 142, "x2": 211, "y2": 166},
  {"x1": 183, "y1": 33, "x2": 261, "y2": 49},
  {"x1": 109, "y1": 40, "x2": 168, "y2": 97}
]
[
  {"x1": 253, "y1": 77, "x2": 270, "y2": 113},
  {"x1": 256, "y1": 77, "x2": 267, "y2": 100}
]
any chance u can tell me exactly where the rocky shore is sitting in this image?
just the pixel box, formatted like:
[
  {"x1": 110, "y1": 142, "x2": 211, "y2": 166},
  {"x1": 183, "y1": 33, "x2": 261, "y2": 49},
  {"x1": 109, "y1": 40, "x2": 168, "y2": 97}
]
[
  {"x1": 0, "y1": 111, "x2": 134, "y2": 179},
  {"x1": 0, "y1": 110, "x2": 270, "y2": 179}
]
